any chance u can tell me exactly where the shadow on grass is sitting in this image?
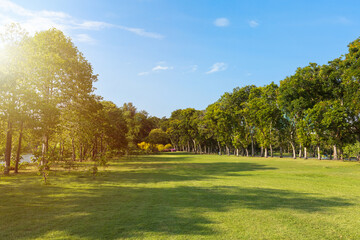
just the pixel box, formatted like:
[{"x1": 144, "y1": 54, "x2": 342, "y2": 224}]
[
  {"x1": 103, "y1": 161, "x2": 276, "y2": 183},
  {"x1": 0, "y1": 180, "x2": 353, "y2": 239}
]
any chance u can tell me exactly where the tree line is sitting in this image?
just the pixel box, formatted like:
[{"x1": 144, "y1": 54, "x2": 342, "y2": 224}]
[
  {"x1": 1, "y1": 24, "x2": 360, "y2": 176},
  {"x1": 163, "y1": 37, "x2": 360, "y2": 161}
]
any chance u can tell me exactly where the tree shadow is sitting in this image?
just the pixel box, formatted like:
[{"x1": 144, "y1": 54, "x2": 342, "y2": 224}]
[
  {"x1": 0, "y1": 180, "x2": 353, "y2": 239},
  {"x1": 105, "y1": 161, "x2": 277, "y2": 184}
]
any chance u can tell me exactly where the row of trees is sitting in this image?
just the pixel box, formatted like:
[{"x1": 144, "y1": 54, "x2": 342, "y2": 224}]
[
  {"x1": 2, "y1": 25, "x2": 360, "y2": 176},
  {"x1": 0, "y1": 25, "x2": 161, "y2": 175},
  {"x1": 164, "y1": 37, "x2": 360, "y2": 160}
]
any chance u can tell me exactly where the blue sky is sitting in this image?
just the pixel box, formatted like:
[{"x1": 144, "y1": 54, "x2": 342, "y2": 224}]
[{"x1": 1, "y1": 0, "x2": 360, "y2": 117}]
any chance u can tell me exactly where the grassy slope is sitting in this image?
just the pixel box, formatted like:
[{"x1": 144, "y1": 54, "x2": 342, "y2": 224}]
[{"x1": 1, "y1": 153, "x2": 360, "y2": 239}]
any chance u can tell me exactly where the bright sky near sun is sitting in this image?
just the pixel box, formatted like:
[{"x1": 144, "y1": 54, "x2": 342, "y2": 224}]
[{"x1": 1, "y1": 0, "x2": 360, "y2": 117}]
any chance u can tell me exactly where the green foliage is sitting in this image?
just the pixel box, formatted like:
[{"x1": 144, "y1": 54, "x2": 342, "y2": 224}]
[{"x1": 343, "y1": 141, "x2": 360, "y2": 160}]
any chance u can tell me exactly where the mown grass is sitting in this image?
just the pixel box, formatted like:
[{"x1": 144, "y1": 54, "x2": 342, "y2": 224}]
[{"x1": 1, "y1": 153, "x2": 360, "y2": 239}]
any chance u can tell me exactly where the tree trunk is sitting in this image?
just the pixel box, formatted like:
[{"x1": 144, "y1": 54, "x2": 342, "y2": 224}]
[
  {"x1": 100, "y1": 136, "x2": 103, "y2": 155},
  {"x1": 261, "y1": 146, "x2": 263, "y2": 157},
  {"x1": 333, "y1": 145, "x2": 338, "y2": 160},
  {"x1": 270, "y1": 144, "x2": 273, "y2": 157},
  {"x1": 236, "y1": 148, "x2": 239, "y2": 157},
  {"x1": 299, "y1": 144, "x2": 302, "y2": 158},
  {"x1": 251, "y1": 133, "x2": 254, "y2": 157},
  {"x1": 42, "y1": 134, "x2": 49, "y2": 166},
  {"x1": 245, "y1": 148, "x2": 249, "y2": 157},
  {"x1": 72, "y1": 137, "x2": 76, "y2": 161},
  {"x1": 92, "y1": 136, "x2": 98, "y2": 159},
  {"x1": 226, "y1": 145, "x2": 230, "y2": 156},
  {"x1": 339, "y1": 148, "x2": 344, "y2": 161},
  {"x1": 290, "y1": 142, "x2": 296, "y2": 159},
  {"x1": 280, "y1": 146, "x2": 283, "y2": 158},
  {"x1": 14, "y1": 121, "x2": 24, "y2": 174},
  {"x1": 4, "y1": 121, "x2": 13, "y2": 175},
  {"x1": 264, "y1": 147, "x2": 268, "y2": 158},
  {"x1": 317, "y1": 145, "x2": 321, "y2": 160},
  {"x1": 304, "y1": 147, "x2": 308, "y2": 159},
  {"x1": 192, "y1": 140, "x2": 197, "y2": 153}
]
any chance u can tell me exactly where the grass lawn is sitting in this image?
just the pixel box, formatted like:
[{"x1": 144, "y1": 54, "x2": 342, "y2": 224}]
[{"x1": 1, "y1": 153, "x2": 360, "y2": 239}]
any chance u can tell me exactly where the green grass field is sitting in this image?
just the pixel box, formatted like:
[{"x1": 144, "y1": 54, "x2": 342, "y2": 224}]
[{"x1": 1, "y1": 153, "x2": 360, "y2": 239}]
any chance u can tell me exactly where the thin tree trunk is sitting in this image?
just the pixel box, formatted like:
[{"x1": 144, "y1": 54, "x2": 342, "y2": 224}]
[
  {"x1": 72, "y1": 137, "x2": 76, "y2": 161},
  {"x1": 270, "y1": 144, "x2": 273, "y2": 157},
  {"x1": 304, "y1": 147, "x2": 308, "y2": 159},
  {"x1": 290, "y1": 142, "x2": 296, "y2": 159},
  {"x1": 251, "y1": 133, "x2": 254, "y2": 157},
  {"x1": 236, "y1": 148, "x2": 239, "y2": 157},
  {"x1": 100, "y1": 136, "x2": 103, "y2": 155},
  {"x1": 14, "y1": 121, "x2": 24, "y2": 174},
  {"x1": 261, "y1": 146, "x2": 263, "y2": 157},
  {"x1": 317, "y1": 145, "x2": 321, "y2": 160},
  {"x1": 339, "y1": 148, "x2": 344, "y2": 161},
  {"x1": 92, "y1": 136, "x2": 98, "y2": 159},
  {"x1": 264, "y1": 147, "x2": 268, "y2": 158},
  {"x1": 280, "y1": 146, "x2": 283, "y2": 158},
  {"x1": 245, "y1": 148, "x2": 249, "y2": 157},
  {"x1": 299, "y1": 143, "x2": 302, "y2": 158},
  {"x1": 42, "y1": 134, "x2": 49, "y2": 166},
  {"x1": 4, "y1": 120, "x2": 13, "y2": 175},
  {"x1": 333, "y1": 145, "x2": 338, "y2": 160}
]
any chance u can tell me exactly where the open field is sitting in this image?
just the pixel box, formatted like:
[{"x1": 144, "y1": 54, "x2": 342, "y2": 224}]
[{"x1": 1, "y1": 153, "x2": 360, "y2": 239}]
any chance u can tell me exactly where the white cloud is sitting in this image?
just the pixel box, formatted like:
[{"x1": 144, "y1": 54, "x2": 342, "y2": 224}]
[
  {"x1": 117, "y1": 26, "x2": 164, "y2": 39},
  {"x1": 138, "y1": 64, "x2": 173, "y2": 76},
  {"x1": 214, "y1": 18, "x2": 229, "y2": 27},
  {"x1": 206, "y1": 62, "x2": 227, "y2": 74},
  {"x1": 249, "y1": 20, "x2": 259, "y2": 28},
  {"x1": 0, "y1": 0, "x2": 164, "y2": 41},
  {"x1": 74, "y1": 33, "x2": 96, "y2": 44},
  {"x1": 138, "y1": 72, "x2": 150, "y2": 76},
  {"x1": 152, "y1": 65, "x2": 173, "y2": 71}
]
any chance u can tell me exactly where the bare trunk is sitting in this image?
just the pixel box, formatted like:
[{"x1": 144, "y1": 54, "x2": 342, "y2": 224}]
[
  {"x1": 92, "y1": 136, "x2": 98, "y2": 159},
  {"x1": 270, "y1": 144, "x2": 273, "y2": 157},
  {"x1": 245, "y1": 148, "x2": 249, "y2": 157},
  {"x1": 4, "y1": 121, "x2": 12, "y2": 175},
  {"x1": 290, "y1": 142, "x2": 296, "y2": 159},
  {"x1": 299, "y1": 144, "x2": 302, "y2": 158},
  {"x1": 304, "y1": 147, "x2": 308, "y2": 159},
  {"x1": 226, "y1": 145, "x2": 230, "y2": 156},
  {"x1": 72, "y1": 137, "x2": 76, "y2": 161},
  {"x1": 236, "y1": 148, "x2": 239, "y2": 157},
  {"x1": 280, "y1": 146, "x2": 283, "y2": 158},
  {"x1": 264, "y1": 147, "x2": 268, "y2": 158},
  {"x1": 79, "y1": 144, "x2": 83, "y2": 162},
  {"x1": 41, "y1": 134, "x2": 49, "y2": 166},
  {"x1": 100, "y1": 136, "x2": 103, "y2": 155},
  {"x1": 261, "y1": 146, "x2": 263, "y2": 157},
  {"x1": 251, "y1": 133, "x2": 254, "y2": 157},
  {"x1": 14, "y1": 121, "x2": 24, "y2": 174},
  {"x1": 333, "y1": 145, "x2": 338, "y2": 160},
  {"x1": 192, "y1": 140, "x2": 196, "y2": 153},
  {"x1": 339, "y1": 148, "x2": 344, "y2": 161},
  {"x1": 317, "y1": 145, "x2": 321, "y2": 160}
]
